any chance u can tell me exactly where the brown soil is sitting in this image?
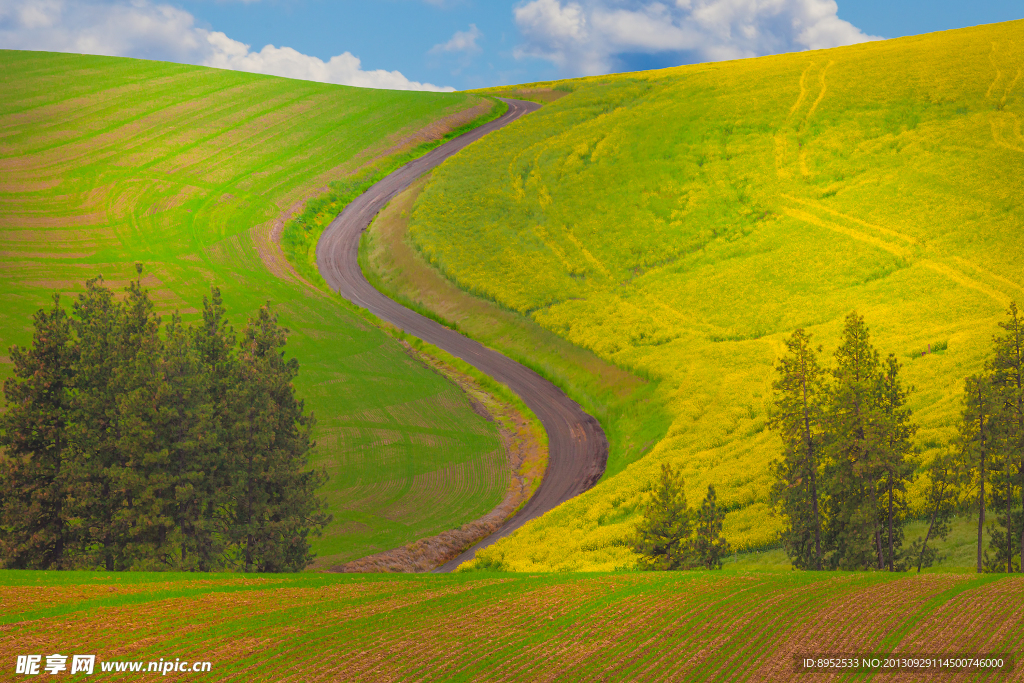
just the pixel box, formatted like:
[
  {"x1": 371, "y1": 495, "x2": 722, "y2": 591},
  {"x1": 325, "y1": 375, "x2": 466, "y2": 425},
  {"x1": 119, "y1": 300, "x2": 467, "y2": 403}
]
[{"x1": 250, "y1": 195, "x2": 326, "y2": 294}]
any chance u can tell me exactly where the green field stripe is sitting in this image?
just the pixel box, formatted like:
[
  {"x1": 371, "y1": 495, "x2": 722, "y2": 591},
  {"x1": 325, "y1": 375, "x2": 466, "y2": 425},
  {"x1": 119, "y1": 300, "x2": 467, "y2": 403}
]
[
  {"x1": 2, "y1": 73, "x2": 248, "y2": 157},
  {"x1": 872, "y1": 574, "x2": 1006, "y2": 656}
]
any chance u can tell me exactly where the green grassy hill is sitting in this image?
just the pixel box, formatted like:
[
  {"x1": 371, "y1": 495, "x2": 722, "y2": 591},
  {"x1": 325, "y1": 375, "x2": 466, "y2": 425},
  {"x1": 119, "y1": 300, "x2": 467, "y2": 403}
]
[
  {"x1": 0, "y1": 50, "x2": 508, "y2": 567},
  {"x1": 398, "y1": 20, "x2": 1024, "y2": 570},
  {"x1": 3, "y1": 569, "x2": 1021, "y2": 680}
]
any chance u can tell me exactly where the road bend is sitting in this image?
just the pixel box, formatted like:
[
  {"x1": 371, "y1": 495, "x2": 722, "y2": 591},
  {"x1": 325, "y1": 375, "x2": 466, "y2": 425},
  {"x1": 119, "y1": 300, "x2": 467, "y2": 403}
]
[{"x1": 315, "y1": 98, "x2": 608, "y2": 572}]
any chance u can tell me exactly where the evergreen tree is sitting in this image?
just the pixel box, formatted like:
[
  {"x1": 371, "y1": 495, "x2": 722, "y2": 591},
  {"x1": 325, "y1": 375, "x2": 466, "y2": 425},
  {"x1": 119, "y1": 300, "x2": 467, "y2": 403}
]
[
  {"x1": 113, "y1": 274, "x2": 175, "y2": 569},
  {"x1": 989, "y1": 301, "x2": 1024, "y2": 573},
  {"x1": 768, "y1": 329, "x2": 825, "y2": 570},
  {"x1": 691, "y1": 484, "x2": 730, "y2": 570},
  {"x1": 66, "y1": 276, "x2": 122, "y2": 570},
  {"x1": 985, "y1": 460, "x2": 1020, "y2": 572},
  {"x1": 960, "y1": 374, "x2": 998, "y2": 573},
  {"x1": 189, "y1": 288, "x2": 239, "y2": 569},
  {"x1": 875, "y1": 354, "x2": 917, "y2": 571},
  {"x1": 821, "y1": 312, "x2": 887, "y2": 570},
  {"x1": 631, "y1": 463, "x2": 694, "y2": 570},
  {"x1": 0, "y1": 295, "x2": 78, "y2": 569},
  {"x1": 225, "y1": 304, "x2": 329, "y2": 573},
  {"x1": 0, "y1": 279, "x2": 331, "y2": 573},
  {"x1": 154, "y1": 312, "x2": 220, "y2": 570}
]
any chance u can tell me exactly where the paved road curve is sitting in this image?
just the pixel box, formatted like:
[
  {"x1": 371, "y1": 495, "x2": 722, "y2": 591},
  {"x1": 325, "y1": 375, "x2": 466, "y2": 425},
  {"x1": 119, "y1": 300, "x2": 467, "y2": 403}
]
[{"x1": 316, "y1": 98, "x2": 608, "y2": 572}]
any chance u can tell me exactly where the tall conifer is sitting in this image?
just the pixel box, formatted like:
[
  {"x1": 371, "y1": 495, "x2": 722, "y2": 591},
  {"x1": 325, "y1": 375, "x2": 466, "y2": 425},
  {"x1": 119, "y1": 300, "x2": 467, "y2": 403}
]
[
  {"x1": 691, "y1": 484, "x2": 730, "y2": 569},
  {"x1": 226, "y1": 304, "x2": 329, "y2": 573},
  {"x1": 990, "y1": 302, "x2": 1024, "y2": 572},
  {"x1": 0, "y1": 295, "x2": 77, "y2": 568},
  {"x1": 631, "y1": 463, "x2": 693, "y2": 570},
  {"x1": 68, "y1": 276, "x2": 121, "y2": 570},
  {"x1": 157, "y1": 312, "x2": 220, "y2": 570},
  {"x1": 768, "y1": 329, "x2": 825, "y2": 570},
  {"x1": 876, "y1": 353, "x2": 917, "y2": 571},
  {"x1": 822, "y1": 312, "x2": 887, "y2": 570}
]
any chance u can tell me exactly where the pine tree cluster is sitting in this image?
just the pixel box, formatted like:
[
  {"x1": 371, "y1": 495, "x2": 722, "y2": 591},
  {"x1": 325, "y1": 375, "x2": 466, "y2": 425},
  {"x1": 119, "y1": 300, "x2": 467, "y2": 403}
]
[
  {"x1": 768, "y1": 312, "x2": 917, "y2": 571},
  {"x1": 770, "y1": 305, "x2": 1024, "y2": 574},
  {"x1": 956, "y1": 302, "x2": 1024, "y2": 574},
  {"x1": 631, "y1": 463, "x2": 730, "y2": 570},
  {"x1": 0, "y1": 274, "x2": 331, "y2": 572}
]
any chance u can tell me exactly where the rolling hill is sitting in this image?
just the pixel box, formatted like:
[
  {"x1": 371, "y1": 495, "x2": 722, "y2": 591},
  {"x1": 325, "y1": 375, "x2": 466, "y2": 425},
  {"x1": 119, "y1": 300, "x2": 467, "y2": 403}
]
[
  {"x1": 389, "y1": 19, "x2": 1024, "y2": 570},
  {"x1": 0, "y1": 50, "x2": 510, "y2": 567}
]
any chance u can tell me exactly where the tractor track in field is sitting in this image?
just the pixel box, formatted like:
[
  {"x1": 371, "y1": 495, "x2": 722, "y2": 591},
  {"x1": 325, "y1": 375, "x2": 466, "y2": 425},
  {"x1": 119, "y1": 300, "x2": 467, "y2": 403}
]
[{"x1": 316, "y1": 98, "x2": 608, "y2": 572}]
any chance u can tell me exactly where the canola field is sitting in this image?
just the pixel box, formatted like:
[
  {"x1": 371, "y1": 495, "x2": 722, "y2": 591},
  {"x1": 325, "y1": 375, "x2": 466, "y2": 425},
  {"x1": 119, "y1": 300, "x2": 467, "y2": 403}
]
[
  {"x1": 0, "y1": 50, "x2": 508, "y2": 567},
  {"x1": 2, "y1": 569, "x2": 1022, "y2": 680},
  {"x1": 403, "y1": 20, "x2": 1024, "y2": 570}
]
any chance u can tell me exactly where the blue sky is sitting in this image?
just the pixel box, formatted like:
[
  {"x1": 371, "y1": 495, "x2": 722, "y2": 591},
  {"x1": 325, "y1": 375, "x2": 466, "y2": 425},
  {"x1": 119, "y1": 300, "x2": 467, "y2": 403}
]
[{"x1": 1, "y1": 1, "x2": 1020, "y2": 91}]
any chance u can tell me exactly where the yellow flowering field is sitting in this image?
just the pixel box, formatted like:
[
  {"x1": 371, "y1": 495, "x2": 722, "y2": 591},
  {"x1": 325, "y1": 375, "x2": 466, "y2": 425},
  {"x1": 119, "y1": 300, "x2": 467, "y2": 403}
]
[{"x1": 404, "y1": 20, "x2": 1024, "y2": 570}]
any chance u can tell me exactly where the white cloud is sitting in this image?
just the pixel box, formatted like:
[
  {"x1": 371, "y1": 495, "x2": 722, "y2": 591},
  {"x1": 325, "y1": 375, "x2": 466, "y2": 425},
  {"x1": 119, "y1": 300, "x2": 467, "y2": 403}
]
[
  {"x1": 429, "y1": 24, "x2": 483, "y2": 54},
  {"x1": 513, "y1": 0, "x2": 880, "y2": 75},
  {"x1": 0, "y1": 0, "x2": 454, "y2": 91}
]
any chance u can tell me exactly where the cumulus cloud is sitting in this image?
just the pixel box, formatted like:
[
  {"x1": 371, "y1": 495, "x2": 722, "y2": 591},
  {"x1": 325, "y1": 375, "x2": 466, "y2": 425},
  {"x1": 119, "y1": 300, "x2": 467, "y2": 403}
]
[
  {"x1": 429, "y1": 24, "x2": 483, "y2": 55},
  {"x1": 0, "y1": 0, "x2": 454, "y2": 91},
  {"x1": 513, "y1": 0, "x2": 880, "y2": 75}
]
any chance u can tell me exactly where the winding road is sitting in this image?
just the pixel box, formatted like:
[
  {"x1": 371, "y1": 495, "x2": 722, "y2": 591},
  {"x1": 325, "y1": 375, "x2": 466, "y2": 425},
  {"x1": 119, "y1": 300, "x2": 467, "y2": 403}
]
[{"x1": 316, "y1": 98, "x2": 608, "y2": 572}]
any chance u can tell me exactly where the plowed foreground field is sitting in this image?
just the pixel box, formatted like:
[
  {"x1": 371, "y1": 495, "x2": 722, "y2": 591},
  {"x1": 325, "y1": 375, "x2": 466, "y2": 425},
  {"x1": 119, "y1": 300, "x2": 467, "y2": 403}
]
[
  {"x1": 2, "y1": 570, "x2": 1021, "y2": 681},
  {"x1": 0, "y1": 50, "x2": 510, "y2": 566},
  {"x1": 398, "y1": 20, "x2": 1024, "y2": 569}
]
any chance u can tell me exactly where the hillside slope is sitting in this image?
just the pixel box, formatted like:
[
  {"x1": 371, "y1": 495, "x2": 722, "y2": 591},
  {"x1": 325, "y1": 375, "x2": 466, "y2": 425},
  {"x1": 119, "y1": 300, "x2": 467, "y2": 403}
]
[
  {"x1": 402, "y1": 20, "x2": 1024, "y2": 570},
  {"x1": 0, "y1": 50, "x2": 507, "y2": 567}
]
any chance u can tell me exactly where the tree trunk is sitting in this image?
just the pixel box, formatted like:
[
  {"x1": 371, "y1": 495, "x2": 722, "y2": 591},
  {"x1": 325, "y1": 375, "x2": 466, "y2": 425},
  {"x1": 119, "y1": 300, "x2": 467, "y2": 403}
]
[
  {"x1": 978, "y1": 436, "x2": 986, "y2": 574},
  {"x1": 801, "y1": 375, "x2": 822, "y2": 571},
  {"x1": 809, "y1": 461, "x2": 822, "y2": 571},
  {"x1": 917, "y1": 472, "x2": 950, "y2": 574},
  {"x1": 1007, "y1": 473, "x2": 1013, "y2": 574},
  {"x1": 870, "y1": 485, "x2": 884, "y2": 570},
  {"x1": 888, "y1": 470, "x2": 895, "y2": 571},
  {"x1": 918, "y1": 504, "x2": 939, "y2": 573}
]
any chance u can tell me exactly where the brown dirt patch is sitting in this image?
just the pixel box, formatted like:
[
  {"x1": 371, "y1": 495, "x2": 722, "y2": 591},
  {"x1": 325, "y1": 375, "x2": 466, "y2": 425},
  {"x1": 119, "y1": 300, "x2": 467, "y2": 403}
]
[
  {"x1": 0, "y1": 179, "x2": 61, "y2": 193},
  {"x1": 251, "y1": 197, "x2": 320, "y2": 289},
  {"x1": 896, "y1": 577, "x2": 1024, "y2": 655}
]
